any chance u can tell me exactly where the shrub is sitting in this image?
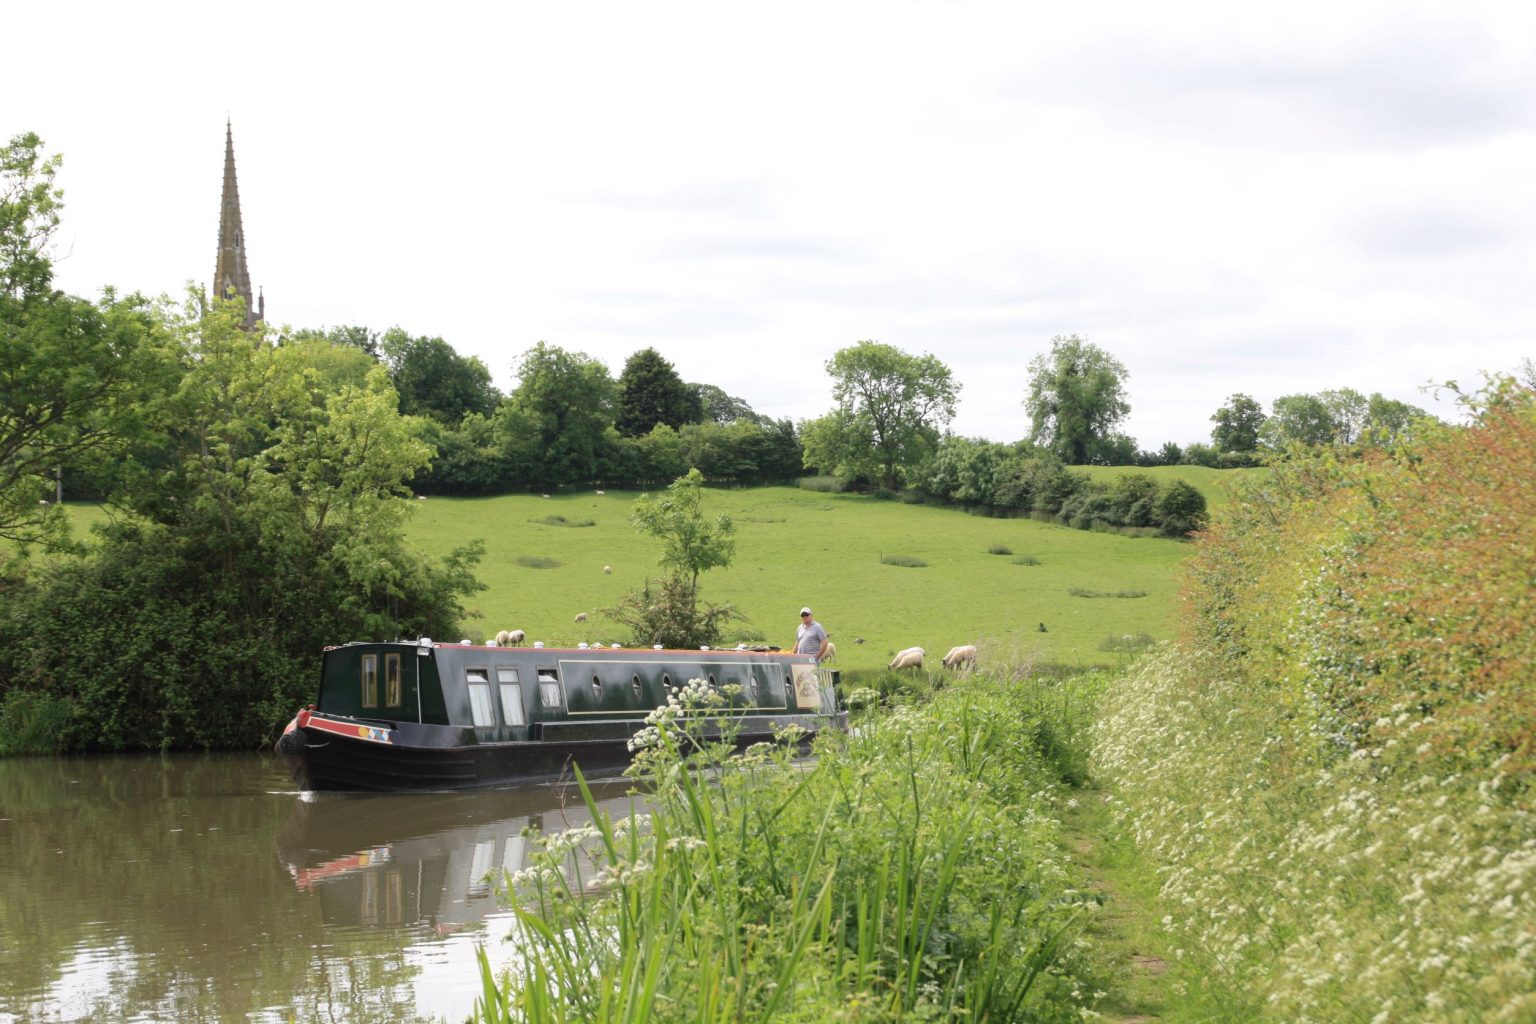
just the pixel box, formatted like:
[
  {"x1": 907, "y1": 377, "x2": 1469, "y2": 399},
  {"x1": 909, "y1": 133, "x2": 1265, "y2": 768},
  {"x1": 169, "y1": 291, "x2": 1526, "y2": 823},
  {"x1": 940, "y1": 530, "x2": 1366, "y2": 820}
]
[
  {"x1": 1012, "y1": 554, "x2": 1042, "y2": 565},
  {"x1": 795, "y1": 475, "x2": 846, "y2": 493},
  {"x1": 530, "y1": 514, "x2": 596, "y2": 527},
  {"x1": 514, "y1": 555, "x2": 561, "y2": 569},
  {"x1": 1068, "y1": 588, "x2": 1146, "y2": 599},
  {"x1": 880, "y1": 554, "x2": 927, "y2": 567},
  {"x1": 987, "y1": 543, "x2": 1013, "y2": 555}
]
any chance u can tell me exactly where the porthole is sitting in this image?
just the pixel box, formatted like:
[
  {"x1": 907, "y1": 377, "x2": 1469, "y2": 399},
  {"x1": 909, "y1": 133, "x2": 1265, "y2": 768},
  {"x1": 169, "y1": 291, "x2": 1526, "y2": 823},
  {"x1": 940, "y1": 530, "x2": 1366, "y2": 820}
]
[
  {"x1": 748, "y1": 675, "x2": 759, "y2": 700},
  {"x1": 632, "y1": 674, "x2": 643, "y2": 699},
  {"x1": 708, "y1": 673, "x2": 717, "y2": 688},
  {"x1": 591, "y1": 674, "x2": 603, "y2": 701},
  {"x1": 662, "y1": 673, "x2": 672, "y2": 689}
]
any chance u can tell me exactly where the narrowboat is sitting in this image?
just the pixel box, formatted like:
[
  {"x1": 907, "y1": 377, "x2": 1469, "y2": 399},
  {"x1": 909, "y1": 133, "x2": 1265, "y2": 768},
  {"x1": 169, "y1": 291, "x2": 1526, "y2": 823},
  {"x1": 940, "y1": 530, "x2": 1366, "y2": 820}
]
[{"x1": 276, "y1": 638, "x2": 845, "y2": 791}]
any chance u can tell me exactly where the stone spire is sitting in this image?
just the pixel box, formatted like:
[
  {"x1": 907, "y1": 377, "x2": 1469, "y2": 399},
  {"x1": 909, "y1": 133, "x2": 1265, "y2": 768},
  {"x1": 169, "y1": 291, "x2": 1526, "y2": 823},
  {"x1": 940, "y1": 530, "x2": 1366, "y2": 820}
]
[{"x1": 213, "y1": 120, "x2": 263, "y2": 329}]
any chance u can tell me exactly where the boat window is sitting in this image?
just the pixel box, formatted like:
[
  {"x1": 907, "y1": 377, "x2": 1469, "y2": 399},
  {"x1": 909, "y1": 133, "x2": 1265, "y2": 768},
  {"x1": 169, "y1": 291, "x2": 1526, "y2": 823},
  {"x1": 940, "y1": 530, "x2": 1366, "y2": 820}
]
[
  {"x1": 538, "y1": 669, "x2": 562, "y2": 708},
  {"x1": 632, "y1": 674, "x2": 643, "y2": 700},
  {"x1": 467, "y1": 668, "x2": 495, "y2": 728},
  {"x1": 361, "y1": 654, "x2": 379, "y2": 708},
  {"x1": 384, "y1": 654, "x2": 401, "y2": 707},
  {"x1": 748, "y1": 675, "x2": 759, "y2": 700},
  {"x1": 591, "y1": 674, "x2": 603, "y2": 701},
  {"x1": 662, "y1": 673, "x2": 672, "y2": 690},
  {"x1": 708, "y1": 673, "x2": 717, "y2": 688},
  {"x1": 497, "y1": 667, "x2": 525, "y2": 726}
]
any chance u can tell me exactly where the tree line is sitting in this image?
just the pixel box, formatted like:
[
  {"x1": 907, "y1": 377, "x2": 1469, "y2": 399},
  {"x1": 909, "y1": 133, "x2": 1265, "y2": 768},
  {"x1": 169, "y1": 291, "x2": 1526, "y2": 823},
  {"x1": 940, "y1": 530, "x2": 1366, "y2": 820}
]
[{"x1": 0, "y1": 131, "x2": 1448, "y2": 752}]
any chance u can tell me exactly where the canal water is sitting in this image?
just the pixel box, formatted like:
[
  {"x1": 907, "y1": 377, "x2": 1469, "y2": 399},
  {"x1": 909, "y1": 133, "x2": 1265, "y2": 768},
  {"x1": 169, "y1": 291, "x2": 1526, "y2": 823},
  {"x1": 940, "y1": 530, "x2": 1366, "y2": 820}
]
[{"x1": 0, "y1": 753, "x2": 643, "y2": 1023}]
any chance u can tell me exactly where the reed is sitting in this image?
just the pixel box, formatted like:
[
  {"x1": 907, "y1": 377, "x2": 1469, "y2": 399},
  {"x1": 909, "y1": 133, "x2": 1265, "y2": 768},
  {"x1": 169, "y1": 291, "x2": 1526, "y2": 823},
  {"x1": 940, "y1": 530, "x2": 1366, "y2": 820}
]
[{"x1": 472, "y1": 664, "x2": 1103, "y2": 1022}]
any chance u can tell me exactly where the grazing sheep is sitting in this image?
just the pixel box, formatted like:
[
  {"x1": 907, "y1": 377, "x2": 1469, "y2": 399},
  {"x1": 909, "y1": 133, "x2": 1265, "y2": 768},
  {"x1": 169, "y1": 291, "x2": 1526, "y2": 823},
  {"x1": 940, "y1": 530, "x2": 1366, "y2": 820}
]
[
  {"x1": 495, "y1": 629, "x2": 526, "y2": 647},
  {"x1": 595, "y1": 489, "x2": 605, "y2": 496},
  {"x1": 820, "y1": 641, "x2": 837, "y2": 663},
  {"x1": 603, "y1": 564, "x2": 612, "y2": 574},
  {"x1": 888, "y1": 646, "x2": 924, "y2": 671},
  {"x1": 574, "y1": 612, "x2": 588, "y2": 623},
  {"x1": 942, "y1": 644, "x2": 977, "y2": 671}
]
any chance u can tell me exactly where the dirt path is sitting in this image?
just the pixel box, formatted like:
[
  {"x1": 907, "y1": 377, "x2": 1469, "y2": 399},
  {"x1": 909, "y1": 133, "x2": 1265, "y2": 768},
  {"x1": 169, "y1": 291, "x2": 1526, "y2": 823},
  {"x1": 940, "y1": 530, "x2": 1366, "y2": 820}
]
[{"x1": 1063, "y1": 790, "x2": 1176, "y2": 1023}]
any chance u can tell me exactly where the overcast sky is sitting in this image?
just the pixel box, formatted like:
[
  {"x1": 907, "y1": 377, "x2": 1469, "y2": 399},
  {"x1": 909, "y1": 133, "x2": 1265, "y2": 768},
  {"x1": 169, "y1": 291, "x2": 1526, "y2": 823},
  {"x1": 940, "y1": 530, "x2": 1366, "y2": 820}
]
[{"x1": 14, "y1": 0, "x2": 1534, "y2": 447}]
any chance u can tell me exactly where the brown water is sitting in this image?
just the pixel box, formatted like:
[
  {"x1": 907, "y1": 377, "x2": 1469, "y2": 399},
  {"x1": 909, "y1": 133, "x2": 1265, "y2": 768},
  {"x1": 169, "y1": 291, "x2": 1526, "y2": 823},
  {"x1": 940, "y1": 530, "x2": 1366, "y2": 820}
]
[{"x1": 0, "y1": 753, "x2": 642, "y2": 1023}]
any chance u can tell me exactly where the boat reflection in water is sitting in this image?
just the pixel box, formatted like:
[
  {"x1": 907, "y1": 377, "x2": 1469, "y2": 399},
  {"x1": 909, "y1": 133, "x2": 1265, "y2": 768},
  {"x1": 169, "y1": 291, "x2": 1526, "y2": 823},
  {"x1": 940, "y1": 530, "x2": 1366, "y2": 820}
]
[{"x1": 275, "y1": 777, "x2": 641, "y2": 934}]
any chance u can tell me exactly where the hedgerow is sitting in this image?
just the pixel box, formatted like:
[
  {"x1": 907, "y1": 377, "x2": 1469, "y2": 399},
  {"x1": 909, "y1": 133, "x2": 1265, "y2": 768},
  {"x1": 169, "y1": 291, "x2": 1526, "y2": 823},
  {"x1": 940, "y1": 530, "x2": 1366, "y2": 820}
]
[{"x1": 1092, "y1": 379, "x2": 1536, "y2": 1022}]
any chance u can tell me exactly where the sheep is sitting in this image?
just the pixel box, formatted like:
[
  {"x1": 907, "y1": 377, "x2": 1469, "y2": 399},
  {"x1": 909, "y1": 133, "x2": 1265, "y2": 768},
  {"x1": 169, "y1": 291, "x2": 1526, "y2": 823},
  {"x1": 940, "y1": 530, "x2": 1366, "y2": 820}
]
[
  {"x1": 595, "y1": 489, "x2": 606, "y2": 496},
  {"x1": 942, "y1": 644, "x2": 977, "y2": 671},
  {"x1": 574, "y1": 612, "x2": 588, "y2": 623},
  {"x1": 495, "y1": 629, "x2": 526, "y2": 647},
  {"x1": 820, "y1": 641, "x2": 837, "y2": 663},
  {"x1": 888, "y1": 646, "x2": 924, "y2": 670},
  {"x1": 603, "y1": 564, "x2": 612, "y2": 574}
]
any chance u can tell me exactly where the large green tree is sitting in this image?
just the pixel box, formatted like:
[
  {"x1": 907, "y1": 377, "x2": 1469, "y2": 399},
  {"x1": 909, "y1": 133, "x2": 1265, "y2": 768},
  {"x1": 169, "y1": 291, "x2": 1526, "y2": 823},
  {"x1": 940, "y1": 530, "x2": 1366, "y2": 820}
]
[
  {"x1": 815, "y1": 340, "x2": 959, "y2": 490},
  {"x1": 0, "y1": 133, "x2": 175, "y2": 549},
  {"x1": 616, "y1": 347, "x2": 701, "y2": 437},
  {"x1": 1210, "y1": 393, "x2": 1265, "y2": 454},
  {"x1": 380, "y1": 328, "x2": 500, "y2": 425},
  {"x1": 499, "y1": 342, "x2": 616, "y2": 487},
  {"x1": 1023, "y1": 335, "x2": 1130, "y2": 465},
  {"x1": 1, "y1": 294, "x2": 483, "y2": 752}
]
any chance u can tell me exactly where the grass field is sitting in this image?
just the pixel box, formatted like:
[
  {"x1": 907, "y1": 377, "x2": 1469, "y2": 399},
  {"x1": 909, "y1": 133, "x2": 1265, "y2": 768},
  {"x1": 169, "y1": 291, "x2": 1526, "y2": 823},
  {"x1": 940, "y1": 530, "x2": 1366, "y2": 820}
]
[
  {"x1": 401, "y1": 486, "x2": 1194, "y2": 671},
  {"x1": 53, "y1": 479, "x2": 1209, "y2": 671}
]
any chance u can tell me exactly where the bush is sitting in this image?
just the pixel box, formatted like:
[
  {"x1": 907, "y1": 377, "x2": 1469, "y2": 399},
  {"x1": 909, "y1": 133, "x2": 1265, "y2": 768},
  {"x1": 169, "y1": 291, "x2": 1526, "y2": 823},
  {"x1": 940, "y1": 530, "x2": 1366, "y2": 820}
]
[
  {"x1": 514, "y1": 555, "x2": 561, "y2": 569},
  {"x1": 987, "y1": 543, "x2": 1013, "y2": 555},
  {"x1": 880, "y1": 554, "x2": 927, "y2": 567},
  {"x1": 530, "y1": 515, "x2": 596, "y2": 527}
]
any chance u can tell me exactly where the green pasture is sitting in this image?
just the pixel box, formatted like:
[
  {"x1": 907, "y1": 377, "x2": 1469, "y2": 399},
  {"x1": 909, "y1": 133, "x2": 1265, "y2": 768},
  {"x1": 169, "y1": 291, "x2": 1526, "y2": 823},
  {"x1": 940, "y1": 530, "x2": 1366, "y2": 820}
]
[
  {"x1": 403, "y1": 487, "x2": 1194, "y2": 671},
  {"x1": 55, "y1": 484, "x2": 1200, "y2": 671}
]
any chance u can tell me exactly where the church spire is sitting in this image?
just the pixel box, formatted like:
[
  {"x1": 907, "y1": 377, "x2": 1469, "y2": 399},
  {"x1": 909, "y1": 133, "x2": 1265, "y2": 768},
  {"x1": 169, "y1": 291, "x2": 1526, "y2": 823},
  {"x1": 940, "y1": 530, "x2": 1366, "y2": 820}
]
[{"x1": 213, "y1": 120, "x2": 261, "y2": 330}]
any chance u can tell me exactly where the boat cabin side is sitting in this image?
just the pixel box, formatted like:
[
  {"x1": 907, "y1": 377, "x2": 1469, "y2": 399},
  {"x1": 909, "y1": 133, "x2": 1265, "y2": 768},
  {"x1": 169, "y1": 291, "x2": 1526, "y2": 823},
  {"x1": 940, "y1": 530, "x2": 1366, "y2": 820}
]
[{"x1": 316, "y1": 641, "x2": 837, "y2": 743}]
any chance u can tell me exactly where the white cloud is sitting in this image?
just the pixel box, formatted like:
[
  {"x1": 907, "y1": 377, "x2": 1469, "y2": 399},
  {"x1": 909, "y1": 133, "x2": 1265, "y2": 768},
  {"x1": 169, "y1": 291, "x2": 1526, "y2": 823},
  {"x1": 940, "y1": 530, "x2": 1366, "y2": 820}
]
[{"x1": 14, "y1": 0, "x2": 1535, "y2": 449}]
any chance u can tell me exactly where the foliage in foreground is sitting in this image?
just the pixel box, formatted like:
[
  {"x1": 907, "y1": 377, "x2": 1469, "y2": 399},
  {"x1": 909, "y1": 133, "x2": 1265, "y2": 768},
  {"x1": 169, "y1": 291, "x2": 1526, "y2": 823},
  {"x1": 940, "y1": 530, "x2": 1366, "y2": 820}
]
[
  {"x1": 473, "y1": 669, "x2": 1104, "y2": 1023},
  {"x1": 1091, "y1": 384, "x2": 1536, "y2": 1023}
]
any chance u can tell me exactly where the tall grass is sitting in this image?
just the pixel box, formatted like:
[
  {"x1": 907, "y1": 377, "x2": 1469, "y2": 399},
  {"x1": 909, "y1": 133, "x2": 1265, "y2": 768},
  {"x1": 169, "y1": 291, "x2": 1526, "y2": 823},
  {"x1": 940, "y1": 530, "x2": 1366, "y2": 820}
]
[
  {"x1": 1090, "y1": 394, "x2": 1536, "y2": 1022},
  {"x1": 473, "y1": 665, "x2": 1106, "y2": 1022}
]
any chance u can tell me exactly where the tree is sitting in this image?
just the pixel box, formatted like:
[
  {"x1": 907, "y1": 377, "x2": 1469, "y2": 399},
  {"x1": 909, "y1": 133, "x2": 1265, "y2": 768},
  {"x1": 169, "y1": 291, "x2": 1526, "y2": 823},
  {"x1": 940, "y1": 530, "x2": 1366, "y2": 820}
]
[
  {"x1": 380, "y1": 328, "x2": 500, "y2": 425},
  {"x1": 1, "y1": 133, "x2": 176, "y2": 548},
  {"x1": 822, "y1": 340, "x2": 960, "y2": 490},
  {"x1": 616, "y1": 348, "x2": 702, "y2": 437},
  {"x1": 609, "y1": 468, "x2": 740, "y2": 648},
  {"x1": 1023, "y1": 335, "x2": 1130, "y2": 464},
  {"x1": 694, "y1": 384, "x2": 765, "y2": 425},
  {"x1": 1365, "y1": 393, "x2": 1430, "y2": 443},
  {"x1": 501, "y1": 342, "x2": 616, "y2": 487},
  {"x1": 0, "y1": 295, "x2": 483, "y2": 752},
  {"x1": 1210, "y1": 393, "x2": 1265, "y2": 454},
  {"x1": 1261, "y1": 394, "x2": 1335, "y2": 448}
]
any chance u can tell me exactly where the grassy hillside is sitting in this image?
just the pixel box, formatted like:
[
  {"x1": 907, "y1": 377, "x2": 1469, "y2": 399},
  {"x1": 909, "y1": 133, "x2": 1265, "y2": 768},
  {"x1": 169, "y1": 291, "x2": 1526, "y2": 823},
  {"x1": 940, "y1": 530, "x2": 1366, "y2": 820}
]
[
  {"x1": 402, "y1": 486, "x2": 1192, "y2": 670},
  {"x1": 55, "y1": 485, "x2": 1195, "y2": 670}
]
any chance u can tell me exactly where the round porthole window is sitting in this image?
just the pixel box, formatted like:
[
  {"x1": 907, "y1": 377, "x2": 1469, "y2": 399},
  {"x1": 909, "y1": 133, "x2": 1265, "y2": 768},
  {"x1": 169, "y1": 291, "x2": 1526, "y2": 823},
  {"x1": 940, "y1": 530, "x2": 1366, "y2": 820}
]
[
  {"x1": 632, "y1": 674, "x2": 643, "y2": 699},
  {"x1": 708, "y1": 673, "x2": 717, "y2": 688},
  {"x1": 592, "y1": 675, "x2": 603, "y2": 700}
]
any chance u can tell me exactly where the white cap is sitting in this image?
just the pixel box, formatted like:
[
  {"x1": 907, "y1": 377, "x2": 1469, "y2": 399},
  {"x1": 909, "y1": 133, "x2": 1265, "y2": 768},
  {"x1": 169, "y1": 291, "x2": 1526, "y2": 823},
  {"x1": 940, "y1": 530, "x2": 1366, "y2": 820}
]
[{"x1": 800, "y1": 607, "x2": 812, "y2": 616}]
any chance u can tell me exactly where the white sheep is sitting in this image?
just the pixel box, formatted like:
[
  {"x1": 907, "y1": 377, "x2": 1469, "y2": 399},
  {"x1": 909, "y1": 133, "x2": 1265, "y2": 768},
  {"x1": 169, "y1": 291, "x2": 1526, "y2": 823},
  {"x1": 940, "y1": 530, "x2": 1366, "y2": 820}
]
[
  {"x1": 820, "y1": 641, "x2": 837, "y2": 663},
  {"x1": 942, "y1": 644, "x2": 977, "y2": 671},
  {"x1": 595, "y1": 489, "x2": 606, "y2": 496},
  {"x1": 574, "y1": 612, "x2": 588, "y2": 623},
  {"x1": 602, "y1": 564, "x2": 612, "y2": 574},
  {"x1": 889, "y1": 646, "x2": 924, "y2": 670},
  {"x1": 495, "y1": 629, "x2": 526, "y2": 647}
]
